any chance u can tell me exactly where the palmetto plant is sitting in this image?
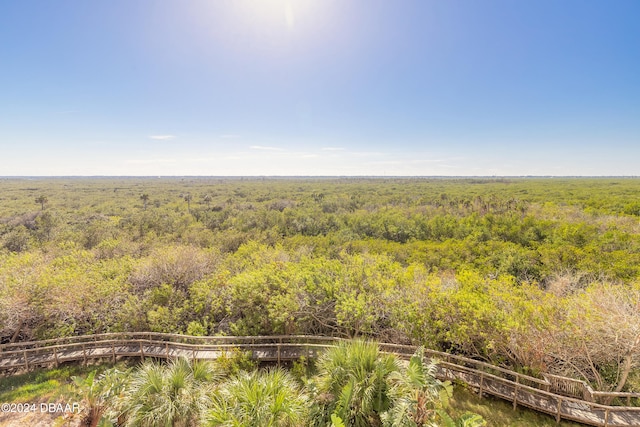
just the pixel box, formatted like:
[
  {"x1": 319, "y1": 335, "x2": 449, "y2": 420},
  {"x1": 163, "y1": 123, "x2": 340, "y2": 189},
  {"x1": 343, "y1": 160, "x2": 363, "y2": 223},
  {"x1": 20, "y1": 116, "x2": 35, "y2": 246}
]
[
  {"x1": 314, "y1": 343, "x2": 485, "y2": 427},
  {"x1": 314, "y1": 340, "x2": 400, "y2": 427},
  {"x1": 381, "y1": 347, "x2": 444, "y2": 427},
  {"x1": 71, "y1": 367, "x2": 130, "y2": 427},
  {"x1": 436, "y1": 411, "x2": 487, "y2": 427},
  {"x1": 206, "y1": 368, "x2": 308, "y2": 427},
  {"x1": 382, "y1": 347, "x2": 486, "y2": 427},
  {"x1": 118, "y1": 357, "x2": 219, "y2": 427}
]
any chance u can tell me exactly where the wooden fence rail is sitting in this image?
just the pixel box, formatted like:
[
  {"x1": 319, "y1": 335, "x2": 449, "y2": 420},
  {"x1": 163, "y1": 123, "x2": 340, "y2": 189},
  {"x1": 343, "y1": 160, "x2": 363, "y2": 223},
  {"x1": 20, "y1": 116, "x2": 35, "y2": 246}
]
[{"x1": 1, "y1": 333, "x2": 639, "y2": 426}]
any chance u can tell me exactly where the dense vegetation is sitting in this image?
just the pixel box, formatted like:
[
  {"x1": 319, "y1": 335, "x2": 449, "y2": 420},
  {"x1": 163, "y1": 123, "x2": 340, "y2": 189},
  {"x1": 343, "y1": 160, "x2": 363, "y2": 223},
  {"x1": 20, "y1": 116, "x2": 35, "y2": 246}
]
[
  {"x1": 0, "y1": 359, "x2": 584, "y2": 427},
  {"x1": 1, "y1": 177, "x2": 639, "y2": 394},
  {"x1": 6, "y1": 341, "x2": 483, "y2": 427}
]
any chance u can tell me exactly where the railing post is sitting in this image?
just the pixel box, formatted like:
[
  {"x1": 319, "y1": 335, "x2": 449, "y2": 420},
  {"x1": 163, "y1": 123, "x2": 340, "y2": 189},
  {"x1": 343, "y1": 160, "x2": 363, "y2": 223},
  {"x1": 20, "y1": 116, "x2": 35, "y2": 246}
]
[
  {"x1": 83, "y1": 344, "x2": 87, "y2": 366},
  {"x1": 584, "y1": 383, "x2": 594, "y2": 402},
  {"x1": 513, "y1": 375, "x2": 519, "y2": 410},
  {"x1": 140, "y1": 341, "x2": 144, "y2": 361},
  {"x1": 556, "y1": 397, "x2": 562, "y2": 423},
  {"x1": 23, "y1": 350, "x2": 29, "y2": 370},
  {"x1": 165, "y1": 342, "x2": 169, "y2": 359},
  {"x1": 277, "y1": 340, "x2": 281, "y2": 366},
  {"x1": 479, "y1": 372, "x2": 484, "y2": 398},
  {"x1": 112, "y1": 342, "x2": 116, "y2": 363},
  {"x1": 54, "y1": 347, "x2": 59, "y2": 367},
  {"x1": 604, "y1": 408, "x2": 609, "y2": 427}
]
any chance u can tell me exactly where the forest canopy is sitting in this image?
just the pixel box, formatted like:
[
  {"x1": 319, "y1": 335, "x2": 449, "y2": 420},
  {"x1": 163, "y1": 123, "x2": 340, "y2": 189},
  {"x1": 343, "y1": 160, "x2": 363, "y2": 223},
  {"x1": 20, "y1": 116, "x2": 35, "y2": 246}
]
[{"x1": 1, "y1": 177, "x2": 639, "y2": 393}]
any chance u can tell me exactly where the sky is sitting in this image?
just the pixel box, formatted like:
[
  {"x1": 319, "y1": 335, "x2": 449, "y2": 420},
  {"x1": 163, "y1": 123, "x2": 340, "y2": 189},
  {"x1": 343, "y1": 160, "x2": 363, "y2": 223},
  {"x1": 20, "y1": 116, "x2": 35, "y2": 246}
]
[{"x1": 1, "y1": 0, "x2": 639, "y2": 176}]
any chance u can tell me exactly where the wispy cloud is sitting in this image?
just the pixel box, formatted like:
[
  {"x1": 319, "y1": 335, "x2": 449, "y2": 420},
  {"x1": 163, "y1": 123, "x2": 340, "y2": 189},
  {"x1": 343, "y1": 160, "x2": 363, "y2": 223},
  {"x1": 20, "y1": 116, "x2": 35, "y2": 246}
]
[
  {"x1": 350, "y1": 151, "x2": 385, "y2": 157},
  {"x1": 126, "y1": 158, "x2": 177, "y2": 164},
  {"x1": 250, "y1": 145, "x2": 285, "y2": 151},
  {"x1": 149, "y1": 135, "x2": 175, "y2": 140},
  {"x1": 220, "y1": 134, "x2": 241, "y2": 139},
  {"x1": 321, "y1": 147, "x2": 345, "y2": 151}
]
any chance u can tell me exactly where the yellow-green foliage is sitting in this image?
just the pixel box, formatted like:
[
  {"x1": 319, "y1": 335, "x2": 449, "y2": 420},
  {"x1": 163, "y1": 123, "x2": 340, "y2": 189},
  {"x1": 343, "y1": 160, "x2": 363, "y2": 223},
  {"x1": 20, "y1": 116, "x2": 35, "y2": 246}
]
[{"x1": 1, "y1": 177, "x2": 640, "y2": 391}]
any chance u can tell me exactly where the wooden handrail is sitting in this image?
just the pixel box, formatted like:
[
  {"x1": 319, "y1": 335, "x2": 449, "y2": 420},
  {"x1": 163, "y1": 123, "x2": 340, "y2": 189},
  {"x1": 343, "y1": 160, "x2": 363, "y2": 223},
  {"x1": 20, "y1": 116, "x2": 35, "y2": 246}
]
[{"x1": 1, "y1": 334, "x2": 639, "y2": 426}]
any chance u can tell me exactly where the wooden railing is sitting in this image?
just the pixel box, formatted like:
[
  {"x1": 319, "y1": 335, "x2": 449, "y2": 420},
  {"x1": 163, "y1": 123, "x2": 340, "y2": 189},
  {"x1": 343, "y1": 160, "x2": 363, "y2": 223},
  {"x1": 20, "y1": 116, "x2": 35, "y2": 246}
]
[{"x1": 1, "y1": 333, "x2": 639, "y2": 426}]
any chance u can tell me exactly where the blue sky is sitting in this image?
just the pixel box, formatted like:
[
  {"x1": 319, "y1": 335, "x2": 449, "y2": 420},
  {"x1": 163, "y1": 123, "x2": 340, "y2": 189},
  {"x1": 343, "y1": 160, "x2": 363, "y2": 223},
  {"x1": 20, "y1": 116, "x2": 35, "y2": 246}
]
[{"x1": 1, "y1": 0, "x2": 639, "y2": 176}]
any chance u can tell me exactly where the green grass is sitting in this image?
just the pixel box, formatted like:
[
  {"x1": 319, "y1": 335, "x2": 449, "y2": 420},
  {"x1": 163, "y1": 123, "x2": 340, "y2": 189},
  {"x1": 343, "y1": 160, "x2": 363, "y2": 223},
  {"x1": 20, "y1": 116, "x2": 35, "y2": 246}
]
[
  {"x1": 0, "y1": 363, "x2": 119, "y2": 403},
  {"x1": 450, "y1": 385, "x2": 586, "y2": 427},
  {"x1": 0, "y1": 367, "x2": 75, "y2": 403}
]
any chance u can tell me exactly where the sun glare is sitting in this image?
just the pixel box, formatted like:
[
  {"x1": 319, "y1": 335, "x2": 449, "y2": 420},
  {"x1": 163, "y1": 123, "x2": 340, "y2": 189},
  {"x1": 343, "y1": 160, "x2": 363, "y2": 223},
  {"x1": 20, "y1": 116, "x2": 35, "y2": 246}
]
[
  {"x1": 239, "y1": 0, "x2": 299, "y2": 30},
  {"x1": 231, "y1": 0, "x2": 328, "y2": 35}
]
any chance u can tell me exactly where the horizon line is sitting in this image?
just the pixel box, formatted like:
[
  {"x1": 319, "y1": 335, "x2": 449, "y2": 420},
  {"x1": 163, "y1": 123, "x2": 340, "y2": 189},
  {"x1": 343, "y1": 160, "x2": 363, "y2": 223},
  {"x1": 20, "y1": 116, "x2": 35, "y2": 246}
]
[{"x1": 1, "y1": 175, "x2": 639, "y2": 179}]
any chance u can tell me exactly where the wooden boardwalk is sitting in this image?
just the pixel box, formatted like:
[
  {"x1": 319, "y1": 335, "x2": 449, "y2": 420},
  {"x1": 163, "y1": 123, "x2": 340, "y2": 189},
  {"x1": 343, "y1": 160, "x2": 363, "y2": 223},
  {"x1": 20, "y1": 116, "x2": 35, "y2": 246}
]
[{"x1": 1, "y1": 333, "x2": 639, "y2": 426}]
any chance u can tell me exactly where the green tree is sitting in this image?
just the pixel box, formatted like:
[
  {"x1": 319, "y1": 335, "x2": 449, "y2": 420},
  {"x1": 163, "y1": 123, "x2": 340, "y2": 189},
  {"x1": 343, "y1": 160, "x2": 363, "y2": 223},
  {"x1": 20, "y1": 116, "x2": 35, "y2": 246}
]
[
  {"x1": 203, "y1": 194, "x2": 212, "y2": 209},
  {"x1": 2, "y1": 225, "x2": 30, "y2": 252},
  {"x1": 140, "y1": 193, "x2": 150, "y2": 210},
  {"x1": 35, "y1": 210, "x2": 57, "y2": 243},
  {"x1": 183, "y1": 193, "x2": 193, "y2": 214},
  {"x1": 35, "y1": 194, "x2": 48, "y2": 210}
]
